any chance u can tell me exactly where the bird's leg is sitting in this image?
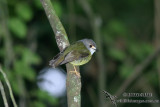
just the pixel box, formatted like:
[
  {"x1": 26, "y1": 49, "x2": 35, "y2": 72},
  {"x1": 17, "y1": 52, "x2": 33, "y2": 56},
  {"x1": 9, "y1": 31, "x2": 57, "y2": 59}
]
[
  {"x1": 70, "y1": 65, "x2": 80, "y2": 77},
  {"x1": 73, "y1": 66, "x2": 80, "y2": 77}
]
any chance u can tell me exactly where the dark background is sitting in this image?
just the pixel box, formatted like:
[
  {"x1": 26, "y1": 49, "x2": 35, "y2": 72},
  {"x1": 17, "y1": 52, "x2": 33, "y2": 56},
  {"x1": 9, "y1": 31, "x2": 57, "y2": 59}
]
[{"x1": 0, "y1": 0, "x2": 160, "y2": 107}]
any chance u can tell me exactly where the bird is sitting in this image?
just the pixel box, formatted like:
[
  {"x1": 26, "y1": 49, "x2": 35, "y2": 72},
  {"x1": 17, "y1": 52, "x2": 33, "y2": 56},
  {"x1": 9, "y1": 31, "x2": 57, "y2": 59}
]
[{"x1": 49, "y1": 39, "x2": 97, "y2": 77}]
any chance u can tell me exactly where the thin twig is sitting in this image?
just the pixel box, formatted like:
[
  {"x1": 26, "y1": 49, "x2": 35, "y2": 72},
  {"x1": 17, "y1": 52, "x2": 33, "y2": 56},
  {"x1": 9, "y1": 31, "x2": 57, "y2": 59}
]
[
  {"x1": 103, "y1": 90, "x2": 117, "y2": 107},
  {"x1": 0, "y1": 66, "x2": 18, "y2": 107},
  {"x1": 40, "y1": 0, "x2": 81, "y2": 107},
  {"x1": 0, "y1": 0, "x2": 27, "y2": 106},
  {"x1": 0, "y1": 80, "x2": 9, "y2": 107},
  {"x1": 78, "y1": 0, "x2": 106, "y2": 107},
  {"x1": 115, "y1": 47, "x2": 160, "y2": 97},
  {"x1": 67, "y1": 0, "x2": 76, "y2": 42},
  {"x1": 154, "y1": 0, "x2": 160, "y2": 95}
]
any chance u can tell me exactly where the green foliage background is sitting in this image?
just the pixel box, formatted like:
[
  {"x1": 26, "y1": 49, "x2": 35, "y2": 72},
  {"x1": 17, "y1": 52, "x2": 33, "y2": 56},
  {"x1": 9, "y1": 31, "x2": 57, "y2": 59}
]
[{"x1": 0, "y1": 0, "x2": 159, "y2": 107}]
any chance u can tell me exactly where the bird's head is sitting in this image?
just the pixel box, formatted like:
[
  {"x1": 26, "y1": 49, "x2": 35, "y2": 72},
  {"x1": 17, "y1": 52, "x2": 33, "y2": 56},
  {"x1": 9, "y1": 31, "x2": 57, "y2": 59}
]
[{"x1": 81, "y1": 39, "x2": 97, "y2": 55}]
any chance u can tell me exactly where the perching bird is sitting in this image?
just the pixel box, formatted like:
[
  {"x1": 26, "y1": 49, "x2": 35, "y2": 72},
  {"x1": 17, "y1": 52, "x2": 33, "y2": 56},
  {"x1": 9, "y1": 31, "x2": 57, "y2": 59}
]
[{"x1": 49, "y1": 39, "x2": 97, "y2": 76}]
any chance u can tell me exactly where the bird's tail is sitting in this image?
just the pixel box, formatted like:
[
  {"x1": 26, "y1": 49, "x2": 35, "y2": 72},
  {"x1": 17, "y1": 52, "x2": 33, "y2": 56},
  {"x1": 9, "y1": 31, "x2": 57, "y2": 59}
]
[{"x1": 49, "y1": 53, "x2": 64, "y2": 68}]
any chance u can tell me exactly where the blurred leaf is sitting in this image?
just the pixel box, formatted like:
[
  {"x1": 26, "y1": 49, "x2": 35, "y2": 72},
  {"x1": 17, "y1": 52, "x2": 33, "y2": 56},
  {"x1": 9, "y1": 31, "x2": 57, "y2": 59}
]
[
  {"x1": 8, "y1": 17, "x2": 27, "y2": 38},
  {"x1": 13, "y1": 45, "x2": 41, "y2": 81},
  {"x1": 15, "y1": 2, "x2": 33, "y2": 21},
  {"x1": 11, "y1": 79, "x2": 20, "y2": 95},
  {"x1": 22, "y1": 66, "x2": 36, "y2": 81},
  {"x1": 14, "y1": 60, "x2": 23, "y2": 74},
  {"x1": 8, "y1": 0, "x2": 17, "y2": 6},
  {"x1": 128, "y1": 42, "x2": 153, "y2": 60},
  {"x1": 14, "y1": 60, "x2": 36, "y2": 81},
  {"x1": 7, "y1": 71, "x2": 20, "y2": 95},
  {"x1": 14, "y1": 45, "x2": 41, "y2": 65},
  {"x1": 37, "y1": 90, "x2": 58, "y2": 104},
  {"x1": 33, "y1": 0, "x2": 43, "y2": 9},
  {"x1": 31, "y1": 90, "x2": 59, "y2": 105},
  {"x1": 22, "y1": 49, "x2": 41, "y2": 65},
  {"x1": 141, "y1": 42, "x2": 153, "y2": 54},
  {"x1": 119, "y1": 64, "x2": 133, "y2": 78},
  {"x1": 108, "y1": 48, "x2": 126, "y2": 61},
  {"x1": 145, "y1": 72, "x2": 158, "y2": 87},
  {"x1": 31, "y1": 101, "x2": 46, "y2": 107},
  {"x1": 107, "y1": 19, "x2": 128, "y2": 37},
  {"x1": 102, "y1": 26, "x2": 114, "y2": 44},
  {"x1": 129, "y1": 43, "x2": 142, "y2": 59},
  {"x1": 0, "y1": 47, "x2": 5, "y2": 57}
]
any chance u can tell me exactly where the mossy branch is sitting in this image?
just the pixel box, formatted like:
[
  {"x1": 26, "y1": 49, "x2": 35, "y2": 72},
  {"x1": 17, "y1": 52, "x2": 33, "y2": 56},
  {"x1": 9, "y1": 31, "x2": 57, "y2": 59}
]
[{"x1": 40, "y1": 0, "x2": 81, "y2": 107}]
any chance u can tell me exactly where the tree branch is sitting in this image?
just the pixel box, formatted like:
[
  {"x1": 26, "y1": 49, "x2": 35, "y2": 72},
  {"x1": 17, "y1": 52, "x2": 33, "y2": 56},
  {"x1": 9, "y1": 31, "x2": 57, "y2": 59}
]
[
  {"x1": 40, "y1": 0, "x2": 69, "y2": 51},
  {"x1": 40, "y1": 0, "x2": 81, "y2": 107}
]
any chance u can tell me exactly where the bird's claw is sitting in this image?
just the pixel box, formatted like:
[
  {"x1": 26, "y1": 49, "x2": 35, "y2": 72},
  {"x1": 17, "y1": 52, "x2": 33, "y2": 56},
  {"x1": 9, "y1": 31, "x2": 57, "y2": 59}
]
[{"x1": 70, "y1": 71, "x2": 80, "y2": 77}]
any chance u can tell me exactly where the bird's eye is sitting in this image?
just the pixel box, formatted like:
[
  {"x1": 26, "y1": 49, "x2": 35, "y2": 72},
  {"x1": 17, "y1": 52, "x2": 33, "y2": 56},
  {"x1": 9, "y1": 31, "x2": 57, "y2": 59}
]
[{"x1": 89, "y1": 45, "x2": 92, "y2": 48}]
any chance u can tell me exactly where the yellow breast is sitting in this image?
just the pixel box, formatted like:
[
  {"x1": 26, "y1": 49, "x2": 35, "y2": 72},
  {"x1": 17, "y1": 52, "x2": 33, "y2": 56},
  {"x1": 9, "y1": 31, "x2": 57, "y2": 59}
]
[{"x1": 70, "y1": 55, "x2": 92, "y2": 66}]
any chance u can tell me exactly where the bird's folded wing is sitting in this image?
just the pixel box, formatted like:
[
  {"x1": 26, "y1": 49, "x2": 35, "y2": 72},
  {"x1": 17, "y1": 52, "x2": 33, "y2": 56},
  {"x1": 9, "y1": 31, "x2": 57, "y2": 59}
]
[{"x1": 60, "y1": 50, "x2": 89, "y2": 65}]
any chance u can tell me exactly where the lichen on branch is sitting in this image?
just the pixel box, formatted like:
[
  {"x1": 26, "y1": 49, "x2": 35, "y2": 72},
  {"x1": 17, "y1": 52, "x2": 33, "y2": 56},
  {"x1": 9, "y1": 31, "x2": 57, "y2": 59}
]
[{"x1": 40, "y1": 0, "x2": 69, "y2": 51}]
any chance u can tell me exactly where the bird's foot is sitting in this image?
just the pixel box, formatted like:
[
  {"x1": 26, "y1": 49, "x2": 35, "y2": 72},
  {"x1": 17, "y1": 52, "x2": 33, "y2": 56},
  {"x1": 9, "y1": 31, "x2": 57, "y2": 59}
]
[{"x1": 70, "y1": 71, "x2": 80, "y2": 77}]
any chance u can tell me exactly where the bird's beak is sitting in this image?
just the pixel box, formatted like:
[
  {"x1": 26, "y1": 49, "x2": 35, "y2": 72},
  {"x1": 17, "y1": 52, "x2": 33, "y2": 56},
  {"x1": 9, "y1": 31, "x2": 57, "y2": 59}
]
[{"x1": 92, "y1": 46, "x2": 97, "y2": 51}]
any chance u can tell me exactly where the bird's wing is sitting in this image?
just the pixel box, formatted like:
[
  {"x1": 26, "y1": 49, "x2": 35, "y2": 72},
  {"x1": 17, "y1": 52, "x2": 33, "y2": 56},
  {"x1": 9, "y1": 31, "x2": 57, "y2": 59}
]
[
  {"x1": 49, "y1": 47, "x2": 68, "y2": 67},
  {"x1": 60, "y1": 50, "x2": 90, "y2": 65}
]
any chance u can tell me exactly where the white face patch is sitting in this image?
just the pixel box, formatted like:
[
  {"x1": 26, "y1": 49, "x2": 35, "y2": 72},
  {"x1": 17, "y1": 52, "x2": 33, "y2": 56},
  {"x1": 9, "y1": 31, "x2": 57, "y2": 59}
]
[{"x1": 89, "y1": 48, "x2": 96, "y2": 55}]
